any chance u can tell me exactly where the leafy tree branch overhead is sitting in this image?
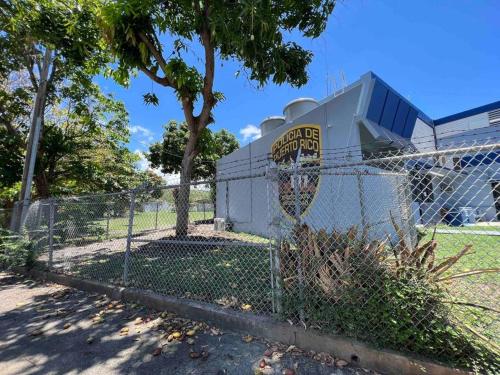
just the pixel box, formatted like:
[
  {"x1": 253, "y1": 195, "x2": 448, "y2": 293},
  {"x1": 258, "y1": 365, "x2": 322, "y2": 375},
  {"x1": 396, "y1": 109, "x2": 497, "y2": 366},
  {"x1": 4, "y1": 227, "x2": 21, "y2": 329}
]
[
  {"x1": 100, "y1": 0, "x2": 336, "y2": 235},
  {"x1": 0, "y1": 0, "x2": 157, "y2": 209}
]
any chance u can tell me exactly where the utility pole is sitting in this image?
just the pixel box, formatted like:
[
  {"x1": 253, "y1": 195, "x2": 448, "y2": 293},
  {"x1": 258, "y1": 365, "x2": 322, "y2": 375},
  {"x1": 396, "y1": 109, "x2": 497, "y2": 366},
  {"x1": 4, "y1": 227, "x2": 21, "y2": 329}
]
[{"x1": 17, "y1": 47, "x2": 52, "y2": 231}]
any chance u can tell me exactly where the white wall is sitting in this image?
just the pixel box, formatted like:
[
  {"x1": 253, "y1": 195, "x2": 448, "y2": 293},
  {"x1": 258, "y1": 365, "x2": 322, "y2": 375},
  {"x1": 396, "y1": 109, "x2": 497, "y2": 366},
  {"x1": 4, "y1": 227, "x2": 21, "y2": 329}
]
[
  {"x1": 435, "y1": 112, "x2": 490, "y2": 139},
  {"x1": 411, "y1": 118, "x2": 436, "y2": 152}
]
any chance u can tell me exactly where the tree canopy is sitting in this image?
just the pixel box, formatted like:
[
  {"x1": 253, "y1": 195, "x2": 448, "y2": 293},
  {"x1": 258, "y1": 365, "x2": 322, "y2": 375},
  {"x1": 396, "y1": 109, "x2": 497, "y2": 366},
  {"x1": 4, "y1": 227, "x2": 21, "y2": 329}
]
[
  {"x1": 100, "y1": 0, "x2": 335, "y2": 235},
  {"x1": 0, "y1": 0, "x2": 152, "y2": 208},
  {"x1": 148, "y1": 120, "x2": 239, "y2": 181}
]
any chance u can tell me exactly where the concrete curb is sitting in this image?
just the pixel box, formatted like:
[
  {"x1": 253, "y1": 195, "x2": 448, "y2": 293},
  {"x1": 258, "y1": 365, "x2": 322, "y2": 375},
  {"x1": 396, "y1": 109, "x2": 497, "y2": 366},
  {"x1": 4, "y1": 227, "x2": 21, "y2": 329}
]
[{"x1": 24, "y1": 269, "x2": 470, "y2": 375}]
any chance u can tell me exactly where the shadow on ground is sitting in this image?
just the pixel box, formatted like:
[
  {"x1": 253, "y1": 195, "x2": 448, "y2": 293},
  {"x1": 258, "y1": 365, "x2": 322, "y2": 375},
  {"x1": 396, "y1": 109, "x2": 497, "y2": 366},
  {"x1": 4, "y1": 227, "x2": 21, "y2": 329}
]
[{"x1": 0, "y1": 272, "x2": 363, "y2": 375}]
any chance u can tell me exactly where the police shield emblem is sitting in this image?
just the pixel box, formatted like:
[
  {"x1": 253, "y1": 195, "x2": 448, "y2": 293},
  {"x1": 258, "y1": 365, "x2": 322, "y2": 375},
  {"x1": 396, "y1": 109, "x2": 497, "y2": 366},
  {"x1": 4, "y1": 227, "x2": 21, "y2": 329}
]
[{"x1": 271, "y1": 124, "x2": 321, "y2": 218}]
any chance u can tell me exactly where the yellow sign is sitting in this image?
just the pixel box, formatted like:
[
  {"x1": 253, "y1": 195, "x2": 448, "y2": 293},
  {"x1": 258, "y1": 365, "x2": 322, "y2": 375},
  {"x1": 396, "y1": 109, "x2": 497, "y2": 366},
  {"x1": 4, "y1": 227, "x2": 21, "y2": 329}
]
[{"x1": 271, "y1": 124, "x2": 322, "y2": 217}]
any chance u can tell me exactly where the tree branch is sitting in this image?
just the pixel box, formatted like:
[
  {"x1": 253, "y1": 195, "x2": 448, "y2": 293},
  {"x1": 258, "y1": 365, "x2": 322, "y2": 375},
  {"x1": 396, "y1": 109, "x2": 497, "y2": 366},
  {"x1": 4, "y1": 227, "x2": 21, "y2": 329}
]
[
  {"x1": 198, "y1": 6, "x2": 215, "y2": 129},
  {"x1": 47, "y1": 54, "x2": 58, "y2": 89},
  {"x1": 25, "y1": 54, "x2": 39, "y2": 92},
  {"x1": 137, "y1": 31, "x2": 173, "y2": 87},
  {"x1": 139, "y1": 66, "x2": 170, "y2": 86}
]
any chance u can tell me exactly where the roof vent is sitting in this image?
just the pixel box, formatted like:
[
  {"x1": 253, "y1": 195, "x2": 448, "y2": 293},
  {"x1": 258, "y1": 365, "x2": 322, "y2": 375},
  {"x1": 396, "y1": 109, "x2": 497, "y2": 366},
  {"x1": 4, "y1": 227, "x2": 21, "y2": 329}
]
[
  {"x1": 283, "y1": 98, "x2": 318, "y2": 123},
  {"x1": 260, "y1": 116, "x2": 285, "y2": 136},
  {"x1": 488, "y1": 108, "x2": 500, "y2": 126}
]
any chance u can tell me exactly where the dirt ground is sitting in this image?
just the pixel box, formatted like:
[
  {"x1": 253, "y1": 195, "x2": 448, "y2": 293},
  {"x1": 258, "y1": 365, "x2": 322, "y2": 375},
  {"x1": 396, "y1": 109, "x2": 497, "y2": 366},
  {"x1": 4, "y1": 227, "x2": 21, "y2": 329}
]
[{"x1": 0, "y1": 272, "x2": 379, "y2": 375}]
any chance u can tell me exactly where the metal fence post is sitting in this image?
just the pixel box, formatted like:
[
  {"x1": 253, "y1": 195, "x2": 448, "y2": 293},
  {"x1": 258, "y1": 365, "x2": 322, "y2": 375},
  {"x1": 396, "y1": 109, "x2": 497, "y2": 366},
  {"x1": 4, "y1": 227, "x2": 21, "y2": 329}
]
[
  {"x1": 155, "y1": 201, "x2": 159, "y2": 230},
  {"x1": 293, "y1": 162, "x2": 306, "y2": 322},
  {"x1": 123, "y1": 190, "x2": 136, "y2": 286},
  {"x1": 267, "y1": 165, "x2": 283, "y2": 315},
  {"x1": 106, "y1": 204, "x2": 110, "y2": 240},
  {"x1": 48, "y1": 199, "x2": 55, "y2": 269},
  {"x1": 225, "y1": 181, "x2": 229, "y2": 221},
  {"x1": 356, "y1": 173, "x2": 368, "y2": 237}
]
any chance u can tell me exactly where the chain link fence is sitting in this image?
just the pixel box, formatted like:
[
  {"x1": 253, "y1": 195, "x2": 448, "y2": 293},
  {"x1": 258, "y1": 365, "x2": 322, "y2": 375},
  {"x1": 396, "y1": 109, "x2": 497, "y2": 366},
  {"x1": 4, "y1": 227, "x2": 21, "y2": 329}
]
[
  {"x1": 268, "y1": 141, "x2": 499, "y2": 372},
  {"x1": 9, "y1": 142, "x2": 500, "y2": 372}
]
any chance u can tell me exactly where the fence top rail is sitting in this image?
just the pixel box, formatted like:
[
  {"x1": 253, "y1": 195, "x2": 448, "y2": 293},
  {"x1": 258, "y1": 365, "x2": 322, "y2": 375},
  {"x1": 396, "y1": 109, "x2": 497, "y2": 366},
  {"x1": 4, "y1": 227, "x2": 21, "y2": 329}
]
[
  {"x1": 9, "y1": 142, "x2": 500, "y2": 207},
  {"x1": 274, "y1": 142, "x2": 500, "y2": 174}
]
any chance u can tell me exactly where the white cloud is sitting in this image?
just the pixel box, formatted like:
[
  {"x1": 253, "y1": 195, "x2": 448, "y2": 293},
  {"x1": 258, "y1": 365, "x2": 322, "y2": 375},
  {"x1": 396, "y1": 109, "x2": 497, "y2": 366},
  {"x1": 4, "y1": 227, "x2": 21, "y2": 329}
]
[
  {"x1": 134, "y1": 150, "x2": 180, "y2": 184},
  {"x1": 130, "y1": 125, "x2": 154, "y2": 141},
  {"x1": 134, "y1": 150, "x2": 150, "y2": 171},
  {"x1": 240, "y1": 124, "x2": 261, "y2": 142}
]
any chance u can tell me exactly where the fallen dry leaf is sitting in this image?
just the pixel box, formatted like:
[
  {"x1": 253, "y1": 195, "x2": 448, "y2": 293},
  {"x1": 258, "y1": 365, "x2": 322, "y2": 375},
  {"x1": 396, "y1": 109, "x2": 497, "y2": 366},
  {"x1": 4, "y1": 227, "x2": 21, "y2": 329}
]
[
  {"x1": 134, "y1": 317, "x2": 143, "y2": 325},
  {"x1": 152, "y1": 347, "x2": 162, "y2": 356},
  {"x1": 63, "y1": 323, "x2": 71, "y2": 330},
  {"x1": 186, "y1": 329, "x2": 196, "y2": 337},
  {"x1": 172, "y1": 331, "x2": 182, "y2": 339},
  {"x1": 120, "y1": 327, "x2": 129, "y2": 336},
  {"x1": 30, "y1": 328, "x2": 43, "y2": 337},
  {"x1": 241, "y1": 304, "x2": 252, "y2": 311},
  {"x1": 242, "y1": 335, "x2": 254, "y2": 343},
  {"x1": 335, "y1": 359, "x2": 348, "y2": 368},
  {"x1": 271, "y1": 352, "x2": 284, "y2": 362},
  {"x1": 189, "y1": 351, "x2": 201, "y2": 359},
  {"x1": 210, "y1": 327, "x2": 222, "y2": 336},
  {"x1": 282, "y1": 369, "x2": 295, "y2": 375}
]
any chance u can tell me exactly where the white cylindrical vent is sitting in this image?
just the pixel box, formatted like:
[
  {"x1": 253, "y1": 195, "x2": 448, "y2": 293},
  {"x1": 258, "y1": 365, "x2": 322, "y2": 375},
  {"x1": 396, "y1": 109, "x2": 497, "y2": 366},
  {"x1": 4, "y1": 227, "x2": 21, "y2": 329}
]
[
  {"x1": 283, "y1": 98, "x2": 318, "y2": 123},
  {"x1": 260, "y1": 116, "x2": 285, "y2": 136}
]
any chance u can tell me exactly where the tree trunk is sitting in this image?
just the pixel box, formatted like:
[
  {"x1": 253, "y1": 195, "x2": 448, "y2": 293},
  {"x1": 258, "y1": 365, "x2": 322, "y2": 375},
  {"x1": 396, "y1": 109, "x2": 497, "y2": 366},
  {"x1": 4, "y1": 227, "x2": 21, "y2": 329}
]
[
  {"x1": 175, "y1": 130, "x2": 199, "y2": 236},
  {"x1": 34, "y1": 172, "x2": 50, "y2": 199}
]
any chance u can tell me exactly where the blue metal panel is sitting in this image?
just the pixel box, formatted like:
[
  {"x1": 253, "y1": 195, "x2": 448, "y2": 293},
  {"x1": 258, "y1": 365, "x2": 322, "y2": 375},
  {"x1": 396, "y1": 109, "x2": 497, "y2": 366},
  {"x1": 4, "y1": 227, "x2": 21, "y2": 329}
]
[
  {"x1": 402, "y1": 108, "x2": 418, "y2": 138},
  {"x1": 379, "y1": 91, "x2": 400, "y2": 130},
  {"x1": 461, "y1": 152, "x2": 499, "y2": 167},
  {"x1": 392, "y1": 101, "x2": 410, "y2": 136},
  {"x1": 366, "y1": 80, "x2": 388, "y2": 123}
]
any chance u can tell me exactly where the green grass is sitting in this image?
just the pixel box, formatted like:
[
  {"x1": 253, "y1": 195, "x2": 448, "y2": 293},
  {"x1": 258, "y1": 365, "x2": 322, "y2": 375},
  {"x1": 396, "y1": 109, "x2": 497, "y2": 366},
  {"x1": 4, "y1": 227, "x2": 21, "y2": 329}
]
[
  {"x1": 69, "y1": 241, "x2": 272, "y2": 313},
  {"x1": 95, "y1": 210, "x2": 214, "y2": 236},
  {"x1": 434, "y1": 224, "x2": 500, "y2": 232},
  {"x1": 420, "y1": 229, "x2": 499, "y2": 344}
]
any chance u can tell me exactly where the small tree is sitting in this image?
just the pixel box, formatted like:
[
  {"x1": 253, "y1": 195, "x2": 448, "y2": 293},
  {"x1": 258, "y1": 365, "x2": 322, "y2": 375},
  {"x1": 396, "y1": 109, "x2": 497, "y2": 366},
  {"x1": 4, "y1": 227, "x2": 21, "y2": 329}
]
[{"x1": 101, "y1": 0, "x2": 335, "y2": 235}]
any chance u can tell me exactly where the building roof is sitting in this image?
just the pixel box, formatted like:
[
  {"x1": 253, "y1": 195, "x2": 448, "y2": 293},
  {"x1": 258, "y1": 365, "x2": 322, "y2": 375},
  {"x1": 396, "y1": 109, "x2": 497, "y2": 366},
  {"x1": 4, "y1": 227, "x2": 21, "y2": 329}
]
[{"x1": 433, "y1": 100, "x2": 500, "y2": 126}]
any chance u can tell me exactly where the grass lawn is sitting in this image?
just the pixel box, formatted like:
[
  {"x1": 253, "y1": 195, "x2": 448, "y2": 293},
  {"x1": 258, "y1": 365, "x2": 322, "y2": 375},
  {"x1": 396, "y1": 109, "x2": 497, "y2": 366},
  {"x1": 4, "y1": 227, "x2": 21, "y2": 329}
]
[
  {"x1": 434, "y1": 224, "x2": 500, "y2": 232},
  {"x1": 95, "y1": 210, "x2": 214, "y2": 236},
  {"x1": 421, "y1": 229, "x2": 499, "y2": 342},
  {"x1": 69, "y1": 238, "x2": 272, "y2": 313}
]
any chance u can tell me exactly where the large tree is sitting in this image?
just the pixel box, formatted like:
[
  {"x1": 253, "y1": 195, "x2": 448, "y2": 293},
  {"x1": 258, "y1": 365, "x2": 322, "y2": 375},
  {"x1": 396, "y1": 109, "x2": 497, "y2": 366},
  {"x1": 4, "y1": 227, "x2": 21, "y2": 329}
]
[
  {"x1": 1, "y1": 0, "x2": 109, "y2": 226},
  {"x1": 101, "y1": 0, "x2": 335, "y2": 235},
  {"x1": 0, "y1": 0, "x2": 148, "y2": 202},
  {"x1": 148, "y1": 120, "x2": 238, "y2": 209},
  {"x1": 148, "y1": 120, "x2": 239, "y2": 182}
]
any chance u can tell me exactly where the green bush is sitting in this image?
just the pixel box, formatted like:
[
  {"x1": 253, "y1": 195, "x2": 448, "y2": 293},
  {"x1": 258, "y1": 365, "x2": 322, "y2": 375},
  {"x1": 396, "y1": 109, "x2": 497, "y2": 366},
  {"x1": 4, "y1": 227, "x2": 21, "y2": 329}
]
[
  {"x1": 279, "y1": 225, "x2": 499, "y2": 373},
  {"x1": 0, "y1": 229, "x2": 35, "y2": 269}
]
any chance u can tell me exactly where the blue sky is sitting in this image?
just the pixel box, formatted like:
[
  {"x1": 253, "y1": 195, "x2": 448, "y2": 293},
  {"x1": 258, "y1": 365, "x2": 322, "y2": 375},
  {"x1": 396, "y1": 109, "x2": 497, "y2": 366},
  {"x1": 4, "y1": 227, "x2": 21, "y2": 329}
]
[{"x1": 96, "y1": 0, "x2": 500, "y2": 160}]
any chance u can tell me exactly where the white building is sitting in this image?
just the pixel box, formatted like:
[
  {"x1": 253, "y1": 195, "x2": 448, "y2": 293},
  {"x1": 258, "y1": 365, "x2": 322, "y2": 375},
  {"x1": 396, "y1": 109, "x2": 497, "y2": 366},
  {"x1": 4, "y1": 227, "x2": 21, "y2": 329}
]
[{"x1": 216, "y1": 72, "x2": 500, "y2": 237}]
